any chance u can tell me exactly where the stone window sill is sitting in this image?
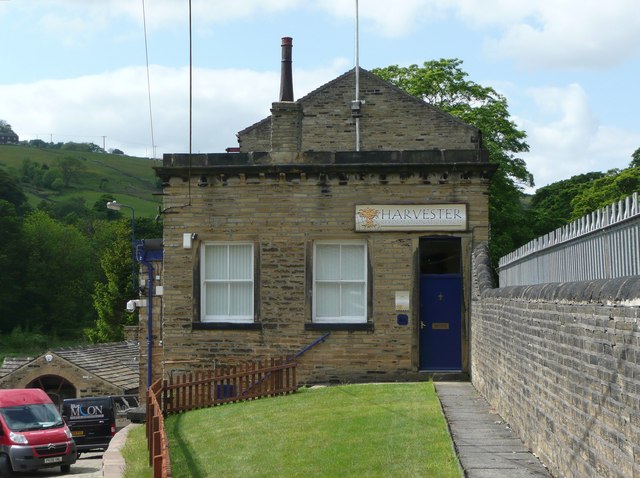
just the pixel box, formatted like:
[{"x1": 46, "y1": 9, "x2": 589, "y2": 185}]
[
  {"x1": 192, "y1": 322, "x2": 263, "y2": 331},
  {"x1": 304, "y1": 323, "x2": 374, "y2": 332}
]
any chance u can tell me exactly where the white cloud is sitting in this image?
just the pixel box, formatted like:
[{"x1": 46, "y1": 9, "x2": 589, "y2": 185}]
[
  {"x1": 1, "y1": 61, "x2": 348, "y2": 158},
  {"x1": 443, "y1": 0, "x2": 640, "y2": 69},
  {"x1": 517, "y1": 84, "x2": 640, "y2": 189},
  {"x1": 315, "y1": 0, "x2": 440, "y2": 37}
]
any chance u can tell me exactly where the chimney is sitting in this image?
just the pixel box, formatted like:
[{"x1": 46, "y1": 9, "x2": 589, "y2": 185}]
[
  {"x1": 279, "y1": 37, "x2": 294, "y2": 101},
  {"x1": 271, "y1": 37, "x2": 301, "y2": 158}
]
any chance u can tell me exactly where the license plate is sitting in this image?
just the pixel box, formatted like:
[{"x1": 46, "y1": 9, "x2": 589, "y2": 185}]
[
  {"x1": 44, "y1": 456, "x2": 63, "y2": 464},
  {"x1": 72, "y1": 430, "x2": 84, "y2": 437}
]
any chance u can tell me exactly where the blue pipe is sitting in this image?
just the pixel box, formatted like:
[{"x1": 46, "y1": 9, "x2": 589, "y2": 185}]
[{"x1": 136, "y1": 242, "x2": 154, "y2": 389}]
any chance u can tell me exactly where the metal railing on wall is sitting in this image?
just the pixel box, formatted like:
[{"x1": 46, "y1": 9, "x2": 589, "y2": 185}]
[{"x1": 499, "y1": 192, "x2": 640, "y2": 286}]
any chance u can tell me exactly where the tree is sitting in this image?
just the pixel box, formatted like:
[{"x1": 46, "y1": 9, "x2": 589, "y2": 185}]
[
  {"x1": 569, "y1": 167, "x2": 640, "y2": 219},
  {"x1": 372, "y1": 59, "x2": 534, "y2": 265},
  {"x1": 0, "y1": 120, "x2": 12, "y2": 133},
  {"x1": 630, "y1": 147, "x2": 640, "y2": 168},
  {"x1": 0, "y1": 201, "x2": 26, "y2": 333},
  {"x1": 55, "y1": 156, "x2": 87, "y2": 187},
  {"x1": 529, "y1": 172, "x2": 606, "y2": 236},
  {"x1": 0, "y1": 168, "x2": 28, "y2": 214},
  {"x1": 21, "y1": 210, "x2": 97, "y2": 335},
  {"x1": 87, "y1": 220, "x2": 137, "y2": 343}
]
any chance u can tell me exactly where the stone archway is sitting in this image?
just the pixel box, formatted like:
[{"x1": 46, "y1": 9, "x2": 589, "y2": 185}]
[{"x1": 26, "y1": 375, "x2": 76, "y2": 409}]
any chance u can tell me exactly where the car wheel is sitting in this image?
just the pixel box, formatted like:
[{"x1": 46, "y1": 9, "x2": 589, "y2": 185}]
[
  {"x1": 61, "y1": 464, "x2": 71, "y2": 474},
  {"x1": 0, "y1": 455, "x2": 13, "y2": 477}
]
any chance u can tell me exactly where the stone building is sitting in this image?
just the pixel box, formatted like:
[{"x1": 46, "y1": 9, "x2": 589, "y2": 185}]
[
  {"x1": 151, "y1": 38, "x2": 495, "y2": 384},
  {"x1": 0, "y1": 129, "x2": 18, "y2": 144},
  {"x1": 0, "y1": 340, "x2": 139, "y2": 408}
]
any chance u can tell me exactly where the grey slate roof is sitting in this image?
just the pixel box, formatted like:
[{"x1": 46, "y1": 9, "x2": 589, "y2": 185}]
[
  {"x1": 0, "y1": 341, "x2": 139, "y2": 393},
  {"x1": 53, "y1": 341, "x2": 139, "y2": 392},
  {"x1": 0, "y1": 357, "x2": 35, "y2": 378}
]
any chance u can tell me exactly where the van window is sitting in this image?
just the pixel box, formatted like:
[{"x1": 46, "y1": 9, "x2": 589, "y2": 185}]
[{"x1": 0, "y1": 403, "x2": 64, "y2": 432}]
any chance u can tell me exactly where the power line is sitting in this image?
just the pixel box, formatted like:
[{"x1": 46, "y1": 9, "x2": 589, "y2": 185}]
[{"x1": 142, "y1": 0, "x2": 157, "y2": 162}]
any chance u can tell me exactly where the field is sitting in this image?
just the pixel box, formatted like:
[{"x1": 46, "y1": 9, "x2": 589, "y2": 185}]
[{"x1": 0, "y1": 144, "x2": 162, "y2": 217}]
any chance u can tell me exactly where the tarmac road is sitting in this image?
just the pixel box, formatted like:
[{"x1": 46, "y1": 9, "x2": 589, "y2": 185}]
[{"x1": 11, "y1": 452, "x2": 103, "y2": 477}]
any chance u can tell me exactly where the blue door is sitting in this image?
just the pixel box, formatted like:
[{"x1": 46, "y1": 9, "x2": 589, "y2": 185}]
[{"x1": 419, "y1": 274, "x2": 462, "y2": 371}]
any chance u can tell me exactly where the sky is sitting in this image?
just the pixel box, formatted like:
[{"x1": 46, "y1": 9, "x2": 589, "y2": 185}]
[{"x1": 1, "y1": 0, "x2": 640, "y2": 191}]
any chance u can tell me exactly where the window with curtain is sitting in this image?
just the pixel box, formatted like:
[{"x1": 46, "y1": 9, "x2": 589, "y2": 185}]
[
  {"x1": 201, "y1": 242, "x2": 254, "y2": 323},
  {"x1": 313, "y1": 241, "x2": 367, "y2": 323}
]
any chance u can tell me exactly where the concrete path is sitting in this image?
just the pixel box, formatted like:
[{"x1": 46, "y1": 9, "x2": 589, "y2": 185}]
[
  {"x1": 436, "y1": 382, "x2": 552, "y2": 478},
  {"x1": 102, "y1": 423, "x2": 142, "y2": 478}
]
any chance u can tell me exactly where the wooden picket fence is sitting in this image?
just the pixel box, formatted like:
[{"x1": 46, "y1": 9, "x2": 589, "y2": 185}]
[
  {"x1": 163, "y1": 357, "x2": 297, "y2": 413},
  {"x1": 146, "y1": 358, "x2": 298, "y2": 477},
  {"x1": 147, "y1": 378, "x2": 172, "y2": 478}
]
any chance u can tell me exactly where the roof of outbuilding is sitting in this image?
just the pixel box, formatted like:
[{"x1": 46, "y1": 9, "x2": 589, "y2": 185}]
[
  {"x1": 0, "y1": 357, "x2": 34, "y2": 377},
  {"x1": 53, "y1": 341, "x2": 139, "y2": 392},
  {"x1": 0, "y1": 341, "x2": 139, "y2": 393}
]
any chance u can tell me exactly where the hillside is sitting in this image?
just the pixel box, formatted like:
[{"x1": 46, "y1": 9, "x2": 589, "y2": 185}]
[{"x1": 0, "y1": 144, "x2": 162, "y2": 217}]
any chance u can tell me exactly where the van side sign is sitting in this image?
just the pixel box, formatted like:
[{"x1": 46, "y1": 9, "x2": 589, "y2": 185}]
[{"x1": 69, "y1": 404, "x2": 104, "y2": 420}]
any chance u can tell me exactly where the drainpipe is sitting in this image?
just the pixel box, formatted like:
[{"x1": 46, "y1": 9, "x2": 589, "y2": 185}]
[{"x1": 136, "y1": 242, "x2": 154, "y2": 389}]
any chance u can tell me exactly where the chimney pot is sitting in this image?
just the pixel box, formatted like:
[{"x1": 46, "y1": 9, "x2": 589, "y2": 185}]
[{"x1": 279, "y1": 37, "x2": 294, "y2": 101}]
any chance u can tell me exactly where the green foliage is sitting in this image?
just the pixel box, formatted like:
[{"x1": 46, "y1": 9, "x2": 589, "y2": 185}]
[
  {"x1": 630, "y1": 147, "x2": 640, "y2": 168},
  {"x1": 0, "y1": 168, "x2": 28, "y2": 213},
  {"x1": 372, "y1": 59, "x2": 534, "y2": 265},
  {"x1": 87, "y1": 220, "x2": 137, "y2": 343},
  {"x1": 0, "y1": 144, "x2": 161, "y2": 217},
  {"x1": 570, "y1": 167, "x2": 640, "y2": 219},
  {"x1": 21, "y1": 210, "x2": 97, "y2": 335},
  {"x1": 528, "y1": 172, "x2": 606, "y2": 236},
  {"x1": 60, "y1": 141, "x2": 104, "y2": 153},
  {"x1": 0, "y1": 161, "x2": 160, "y2": 342},
  {"x1": 55, "y1": 155, "x2": 87, "y2": 187},
  {"x1": 0, "y1": 327, "x2": 89, "y2": 363},
  {"x1": 1, "y1": 327, "x2": 50, "y2": 352},
  {"x1": 0, "y1": 120, "x2": 12, "y2": 133},
  {"x1": 0, "y1": 201, "x2": 26, "y2": 332}
]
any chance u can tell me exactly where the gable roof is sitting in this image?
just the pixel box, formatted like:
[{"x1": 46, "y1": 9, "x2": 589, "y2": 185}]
[
  {"x1": 0, "y1": 357, "x2": 34, "y2": 377},
  {"x1": 53, "y1": 341, "x2": 139, "y2": 392},
  {"x1": 237, "y1": 67, "x2": 475, "y2": 137},
  {"x1": 0, "y1": 341, "x2": 139, "y2": 393}
]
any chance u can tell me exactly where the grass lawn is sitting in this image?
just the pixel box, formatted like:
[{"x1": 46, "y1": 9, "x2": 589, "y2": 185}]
[
  {"x1": 122, "y1": 424, "x2": 152, "y2": 478},
  {"x1": 148, "y1": 382, "x2": 461, "y2": 478}
]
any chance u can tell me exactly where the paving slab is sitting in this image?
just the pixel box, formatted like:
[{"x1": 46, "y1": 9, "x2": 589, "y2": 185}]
[{"x1": 436, "y1": 382, "x2": 552, "y2": 478}]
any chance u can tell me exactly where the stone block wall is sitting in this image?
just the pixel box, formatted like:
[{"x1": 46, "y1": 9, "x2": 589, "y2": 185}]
[
  {"x1": 238, "y1": 69, "x2": 480, "y2": 153},
  {"x1": 471, "y1": 243, "x2": 640, "y2": 478},
  {"x1": 0, "y1": 355, "x2": 123, "y2": 399},
  {"x1": 153, "y1": 166, "x2": 490, "y2": 384}
]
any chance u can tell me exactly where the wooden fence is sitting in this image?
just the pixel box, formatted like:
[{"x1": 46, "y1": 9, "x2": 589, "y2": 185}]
[
  {"x1": 147, "y1": 378, "x2": 172, "y2": 478},
  {"x1": 163, "y1": 357, "x2": 297, "y2": 413},
  {"x1": 145, "y1": 358, "x2": 298, "y2": 477}
]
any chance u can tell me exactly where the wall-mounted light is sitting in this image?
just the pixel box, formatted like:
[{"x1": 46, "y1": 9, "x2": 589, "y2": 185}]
[{"x1": 183, "y1": 232, "x2": 197, "y2": 249}]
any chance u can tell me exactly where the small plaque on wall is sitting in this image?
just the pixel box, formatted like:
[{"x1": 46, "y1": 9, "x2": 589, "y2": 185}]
[{"x1": 395, "y1": 291, "x2": 410, "y2": 311}]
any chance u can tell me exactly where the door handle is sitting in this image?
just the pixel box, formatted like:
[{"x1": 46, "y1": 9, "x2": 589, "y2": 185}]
[{"x1": 420, "y1": 321, "x2": 426, "y2": 329}]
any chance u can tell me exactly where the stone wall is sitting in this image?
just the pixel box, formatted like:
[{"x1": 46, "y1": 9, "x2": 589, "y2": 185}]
[
  {"x1": 238, "y1": 69, "x2": 481, "y2": 153},
  {"x1": 153, "y1": 164, "x2": 490, "y2": 384},
  {"x1": 471, "y1": 243, "x2": 640, "y2": 478},
  {"x1": 0, "y1": 354, "x2": 123, "y2": 398}
]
